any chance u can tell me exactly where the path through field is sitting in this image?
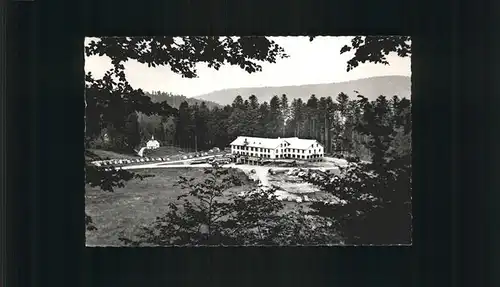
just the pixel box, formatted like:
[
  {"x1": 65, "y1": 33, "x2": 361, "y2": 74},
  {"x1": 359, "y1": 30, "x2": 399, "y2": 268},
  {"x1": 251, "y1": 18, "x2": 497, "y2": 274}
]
[
  {"x1": 87, "y1": 156, "x2": 347, "y2": 245},
  {"x1": 120, "y1": 161, "x2": 340, "y2": 189}
]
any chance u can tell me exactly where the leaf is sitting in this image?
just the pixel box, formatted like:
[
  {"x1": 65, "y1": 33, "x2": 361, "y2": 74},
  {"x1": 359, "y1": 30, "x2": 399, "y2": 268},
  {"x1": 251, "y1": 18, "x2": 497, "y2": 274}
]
[{"x1": 340, "y1": 36, "x2": 411, "y2": 72}]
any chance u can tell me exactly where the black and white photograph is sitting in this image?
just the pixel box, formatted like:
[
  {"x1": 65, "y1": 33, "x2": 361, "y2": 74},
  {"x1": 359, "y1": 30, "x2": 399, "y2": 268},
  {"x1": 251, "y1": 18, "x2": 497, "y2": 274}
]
[{"x1": 84, "y1": 36, "x2": 412, "y2": 246}]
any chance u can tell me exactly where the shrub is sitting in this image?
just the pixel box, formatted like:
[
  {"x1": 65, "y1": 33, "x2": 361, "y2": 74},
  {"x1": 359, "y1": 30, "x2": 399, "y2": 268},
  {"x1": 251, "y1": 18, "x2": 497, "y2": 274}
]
[
  {"x1": 307, "y1": 161, "x2": 412, "y2": 245},
  {"x1": 119, "y1": 165, "x2": 343, "y2": 246}
]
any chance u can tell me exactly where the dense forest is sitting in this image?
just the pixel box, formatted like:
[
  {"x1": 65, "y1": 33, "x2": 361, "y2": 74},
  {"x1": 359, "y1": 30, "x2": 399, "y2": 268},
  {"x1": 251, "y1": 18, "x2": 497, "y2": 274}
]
[
  {"x1": 147, "y1": 91, "x2": 221, "y2": 109},
  {"x1": 87, "y1": 88, "x2": 411, "y2": 162},
  {"x1": 85, "y1": 36, "x2": 413, "y2": 243}
]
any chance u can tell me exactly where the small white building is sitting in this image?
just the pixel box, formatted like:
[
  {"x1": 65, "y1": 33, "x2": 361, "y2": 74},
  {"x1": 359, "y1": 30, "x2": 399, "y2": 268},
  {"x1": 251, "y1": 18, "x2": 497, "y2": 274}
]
[
  {"x1": 146, "y1": 135, "x2": 160, "y2": 150},
  {"x1": 229, "y1": 136, "x2": 324, "y2": 162}
]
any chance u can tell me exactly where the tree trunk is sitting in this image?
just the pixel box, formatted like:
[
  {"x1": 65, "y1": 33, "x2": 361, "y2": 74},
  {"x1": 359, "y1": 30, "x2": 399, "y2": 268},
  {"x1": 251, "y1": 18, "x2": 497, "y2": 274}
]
[
  {"x1": 311, "y1": 118, "x2": 313, "y2": 139},
  {"x1": 324, "y1": 116, "x2": 328, "y2": 152},
  {"x1": 315, "y1": 118, "x2": 318, "y2": 140},
  {"x1": 195, "y1": 133, "x2": 198, "y2": 152}
]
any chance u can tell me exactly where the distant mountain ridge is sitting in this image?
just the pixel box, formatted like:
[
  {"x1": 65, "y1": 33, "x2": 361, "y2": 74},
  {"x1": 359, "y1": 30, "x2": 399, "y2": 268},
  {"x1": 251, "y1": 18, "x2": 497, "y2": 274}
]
[
  {"x1": 193, "y1": 75, "x2": 411, "y2": 106},
  {"x1": 145, "y1": 91, "x2": 222, "y2": 110}
]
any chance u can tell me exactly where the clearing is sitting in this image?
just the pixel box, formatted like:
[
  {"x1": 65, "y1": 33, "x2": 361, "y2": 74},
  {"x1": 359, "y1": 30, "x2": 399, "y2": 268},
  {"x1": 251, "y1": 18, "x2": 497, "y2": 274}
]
[
  {"x1": 85, "y1": 167, "x2": 255, "y2": 246},
  {"x1": 142, "y1": 146, "x2": 226, "y2": 161},
  {"x1": 86, "y1": 152, "x2": 351, "y2": 246},
  {"x1": 86, "y1": 149, "x2": 139, "y2": 160}
]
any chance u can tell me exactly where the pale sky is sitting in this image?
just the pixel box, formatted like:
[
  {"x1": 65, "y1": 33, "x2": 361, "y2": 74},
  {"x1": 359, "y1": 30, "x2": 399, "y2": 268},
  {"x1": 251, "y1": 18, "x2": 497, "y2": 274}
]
[{"x1": 84, "y1": 36, "x2": 411, "y2": 98}]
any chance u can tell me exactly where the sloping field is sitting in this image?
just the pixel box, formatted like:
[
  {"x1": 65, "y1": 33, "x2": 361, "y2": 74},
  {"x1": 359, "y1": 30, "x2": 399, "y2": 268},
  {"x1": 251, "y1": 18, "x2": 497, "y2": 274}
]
[
  {"x1": 85, "y1": 167, "x2": 254, "y2": 246},
  {"x1": 142, "y1": 146, "x2": 187, "y2": 157},
  {"x1": 87, "y1": 149, "x2": 139, "y2": 160},
  {"x1": 142, "y1": 146, "x2": 226, "y2": 161}
]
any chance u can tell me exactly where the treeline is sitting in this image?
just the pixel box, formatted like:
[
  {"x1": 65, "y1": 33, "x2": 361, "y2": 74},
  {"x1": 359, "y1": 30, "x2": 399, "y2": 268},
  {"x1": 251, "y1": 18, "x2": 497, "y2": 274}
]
[
  {"x1": 147, "y1": 91, "x2": 221, "y2": 110},
  {"x1": 169, "y1": 93, "x2": 411, "y2": 161},
  {"x1": 85, "y1": 90, "x2": 218, "y2": 152},
  {"x1": 87, "y1": 88, "x2": 411, "y2": 162}
]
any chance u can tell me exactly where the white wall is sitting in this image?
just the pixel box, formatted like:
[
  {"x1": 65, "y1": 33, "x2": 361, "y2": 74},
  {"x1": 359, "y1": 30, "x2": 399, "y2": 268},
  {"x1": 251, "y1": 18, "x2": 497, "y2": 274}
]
[
  {"x1": 230, "y1": 140, "x2": 324, "y2": 159},
  {"x1": 271, "y1": 149, "x2": 276, "y2": 159}
]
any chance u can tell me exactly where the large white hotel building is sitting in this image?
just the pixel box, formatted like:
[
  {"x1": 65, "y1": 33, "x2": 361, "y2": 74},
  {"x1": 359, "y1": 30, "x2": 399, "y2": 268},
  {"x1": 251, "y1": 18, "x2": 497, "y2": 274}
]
[{"x1": 229, "y1": 136, "x2": 324, "y2": 162}]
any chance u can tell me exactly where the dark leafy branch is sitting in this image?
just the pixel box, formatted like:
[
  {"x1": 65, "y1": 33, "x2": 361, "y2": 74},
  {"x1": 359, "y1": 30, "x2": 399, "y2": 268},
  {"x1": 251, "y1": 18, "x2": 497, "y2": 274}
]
[
  {"x1": 86, "y1": 36, "x2": 289, "y2": 78},
  {"x1": 303, "y1": 95, "x2": 412, "y2": 244},
  {"x1": 119, "y1": 166, "x2": 342, "y2": 246},
  {"x1": 87, "y1": 36, "x2": 412, "y2": 243},
  {"x1": 85, "y1": 36, "x2": 290, "y2": 231},
  {"x1": 310, "y1": 36, "x2": 411, "y2": 72},
  {"x1": 85, "y1": 164, "x2": 152, "y2": 192}
]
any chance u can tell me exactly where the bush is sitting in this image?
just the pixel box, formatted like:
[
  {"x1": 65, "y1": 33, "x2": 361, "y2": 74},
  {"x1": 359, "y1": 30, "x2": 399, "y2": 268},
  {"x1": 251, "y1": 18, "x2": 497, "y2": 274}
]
[
  {"x1": 119, "y1": 165, "x2": 343, "y2": 246},
  {"x1": 307, "y1": 161, "x2": 412, "y2": 245}
]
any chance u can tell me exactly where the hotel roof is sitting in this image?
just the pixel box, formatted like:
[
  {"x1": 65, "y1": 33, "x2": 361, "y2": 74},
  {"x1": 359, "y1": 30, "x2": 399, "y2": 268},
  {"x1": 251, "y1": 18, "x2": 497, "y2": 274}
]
[
  {"x1": 285, "y1": 138, "x2": 322, "y2": 150},
  {"x1": 230, "y1": 136, "x2": 323, "y2": 150}
]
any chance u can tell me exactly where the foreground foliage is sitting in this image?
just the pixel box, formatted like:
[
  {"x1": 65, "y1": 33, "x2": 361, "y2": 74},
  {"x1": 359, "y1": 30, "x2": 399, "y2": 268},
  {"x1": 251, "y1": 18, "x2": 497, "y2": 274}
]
[
  {"x1": 307, "y1": 161, "x2": 411, "y2": 244},
  {"x1": 86, "y1": 36, "x2": 412, "y2": 244},
  {"x1": 85, "y1": 36, "x2": 290, "y2": 230},
  {"x1": 309, "y1": 35, "x2": 411, "y2": 72},
  {"x1": 119, "y1": 165, "x2": 343, "y2": 246},
  {"x1": 306, "y1": 95, "x2": 412, "y2": 244}
]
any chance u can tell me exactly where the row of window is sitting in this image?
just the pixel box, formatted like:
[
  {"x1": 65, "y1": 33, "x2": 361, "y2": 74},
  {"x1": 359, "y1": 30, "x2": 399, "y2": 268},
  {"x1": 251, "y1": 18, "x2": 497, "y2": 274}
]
[
  {"x1": 279, "y1": 148, "x2": 322, "y2": 154},
  {"x1": 233, "y1": 146, "x2": 272, "y2": 153},
  {"x1": 232, "y1": 145, "x2": 323, "y2": 154},
  {"x1": 234, "y1": 151, "x2": 323, "y2": 159},
  {"x1": 279, "y1": 142, "x2": 320, "y2": 148}
]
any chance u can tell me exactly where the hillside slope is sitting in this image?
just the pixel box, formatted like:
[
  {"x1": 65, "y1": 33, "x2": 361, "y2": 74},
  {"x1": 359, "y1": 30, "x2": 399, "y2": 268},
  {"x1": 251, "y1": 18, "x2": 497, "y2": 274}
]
[
  {"x1": 193, "y1": 75, "x2": 411, "y2": 105},
  {"x1": 146, "y1": 91, "x2": 221, "y2": 109}
]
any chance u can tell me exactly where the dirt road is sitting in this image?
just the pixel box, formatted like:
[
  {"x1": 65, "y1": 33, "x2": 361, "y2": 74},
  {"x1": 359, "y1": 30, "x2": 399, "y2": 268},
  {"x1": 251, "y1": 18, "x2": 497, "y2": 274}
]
[{"x1": 120, "y1": 162, "x2": 339, "y2": 191}]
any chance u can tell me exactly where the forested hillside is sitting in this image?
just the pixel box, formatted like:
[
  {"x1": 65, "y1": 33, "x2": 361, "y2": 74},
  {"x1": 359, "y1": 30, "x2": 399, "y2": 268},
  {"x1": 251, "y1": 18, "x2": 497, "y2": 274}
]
[
  {"x1": 85, "y1": 36, "x2": 413, "y2": 244},
  {"x1": 146, "y1": 91, "x2": 221, "y2": 109},
  {"x1": 194, "y1": 75, "x2": 411, "y2": 106},
  {"x1": 169, "y1": 93, "x2": 411, "y2": 161},
  {"x1": 87, "y1": 86, "x2": 411, "y2": 163}
]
